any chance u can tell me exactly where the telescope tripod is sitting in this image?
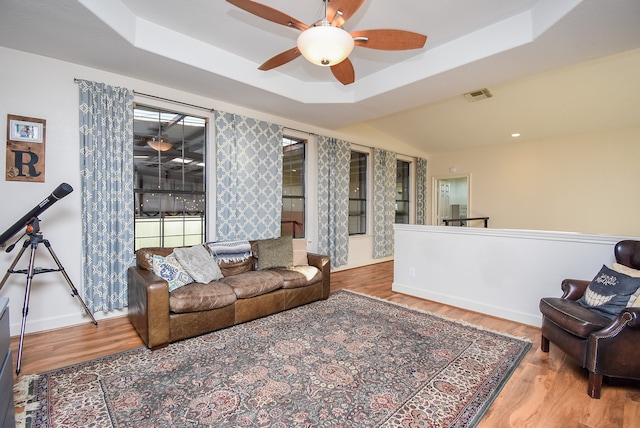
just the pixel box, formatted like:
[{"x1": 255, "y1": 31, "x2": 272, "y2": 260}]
[{"x1": 0, "y1": 218, "x2": 97, "y2": 374}]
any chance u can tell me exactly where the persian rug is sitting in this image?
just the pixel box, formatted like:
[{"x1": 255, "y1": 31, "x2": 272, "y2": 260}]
[{"x1": 15, "y1": 290, "x2": 531, "y2": 427}]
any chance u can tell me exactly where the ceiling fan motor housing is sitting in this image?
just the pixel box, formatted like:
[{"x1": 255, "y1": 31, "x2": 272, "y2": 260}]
[{"x1": 297, "y1": 24, "x2": 355, "y2": 66}]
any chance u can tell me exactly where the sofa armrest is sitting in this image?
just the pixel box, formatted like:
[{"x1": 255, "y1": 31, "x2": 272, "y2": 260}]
[
  {"x1": 561, "y1": 279, "x2": 590, "y2": 300},
  {"x1": 306, "y1": 252, "x2": 331, "y2": 299},
  {"x1": 587, "y1": 307, "x2": 640, "y2": 376},
  {"x1": 624, "y1": 306, "x2": 640, "y2": 328},
  {"x1": 127, "y1": 267, "x2": 170, "y2": 349}
]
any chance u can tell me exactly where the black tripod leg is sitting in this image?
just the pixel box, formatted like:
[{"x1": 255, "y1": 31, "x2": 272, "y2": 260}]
[
  {"x1": 43, "y1": 240, "x2": 98, "y2": 326},
  {"x1": 16, "y1": 243, "x2": 38, "y2": 375},
  {"x1": 0, "y1": 241, "x2": 29, "y2": 292}
]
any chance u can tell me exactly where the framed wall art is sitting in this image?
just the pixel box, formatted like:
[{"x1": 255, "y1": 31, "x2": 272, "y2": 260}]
[{"x1": 6, "y1": 114, "x2": 46, "y2": 183}]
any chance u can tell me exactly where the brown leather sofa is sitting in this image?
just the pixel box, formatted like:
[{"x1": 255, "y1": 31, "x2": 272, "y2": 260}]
[
  {"x1": 128, "y1": 242, "x2": 330, "y2": 350},
  {"x1": 539, "y1": 240, "x2": 640, "y2": 398}
]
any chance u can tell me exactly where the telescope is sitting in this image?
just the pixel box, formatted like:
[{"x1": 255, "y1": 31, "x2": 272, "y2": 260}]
[
  {"x1": 0, "y1": 182, "x2": 73, "y2": 248},
  {"x1": 0, "y1": 181, "x2": 96, "y2": 375}
]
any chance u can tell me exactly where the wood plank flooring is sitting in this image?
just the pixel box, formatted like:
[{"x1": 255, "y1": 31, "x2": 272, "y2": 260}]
[{"x1": 11, "y1": 261, "x2": 640, "y2": 427}]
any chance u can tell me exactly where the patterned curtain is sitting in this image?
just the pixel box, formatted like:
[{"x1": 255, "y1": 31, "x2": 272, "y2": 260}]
[
  {"x1": 317, "y1": 136, "x2": 351, "y2": 267},
  {"x1": 215, "y1": 111, "x2": 283, "y2": 241},
  {"x1": 372, "y1": 148, "x2": 397, "y2": 258},
  {"x1": 416, "y1": 158, "x2": 428, "y2": 225},
  {"x1": 78, "y1": 80, "x2": 134, "y2": 312}
]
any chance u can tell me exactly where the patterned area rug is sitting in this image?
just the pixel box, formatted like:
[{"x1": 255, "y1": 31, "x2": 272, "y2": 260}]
[{"x1": 15, "y1": 290, "x2": 531, "y2": 427}]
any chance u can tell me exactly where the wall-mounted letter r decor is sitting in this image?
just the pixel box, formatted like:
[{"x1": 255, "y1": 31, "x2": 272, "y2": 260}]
[{"x1": 6, "y1": 114, "x2": 46, "y2": 183}]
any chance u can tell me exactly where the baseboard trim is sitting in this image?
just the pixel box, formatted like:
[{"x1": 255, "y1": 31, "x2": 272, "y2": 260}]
[{"x1": 392, "y1": 282, "x2": 543, "y2": 327}]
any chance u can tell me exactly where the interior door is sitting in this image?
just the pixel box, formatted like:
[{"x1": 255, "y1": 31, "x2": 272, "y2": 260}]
[{"x1": 434, "y1": 175, "x2": 469, "y2": 226}]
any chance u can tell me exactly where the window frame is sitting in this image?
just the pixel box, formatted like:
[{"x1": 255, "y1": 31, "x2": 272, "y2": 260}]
[
  {"x1": 395, "y1": 159, "x2": 412, "y2": 225},
  {"x1": 281, "y1": 136, "x2": 306, "y2": 239},
  {"x1": 132, "y1": 104, "x2": 207, "y2": 250},
  {"x1": 349, "y1": 150, "x2": 368, "y2": 235}
]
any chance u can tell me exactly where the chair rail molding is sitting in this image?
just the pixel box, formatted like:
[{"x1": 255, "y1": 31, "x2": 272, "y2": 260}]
[{"x1": 392, "y1": 225, "x2": 639, "y2": 326}]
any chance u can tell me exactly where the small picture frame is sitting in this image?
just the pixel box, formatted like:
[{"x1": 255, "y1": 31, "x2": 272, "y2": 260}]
[
  {"x1": 6, "y1": 114, "x2": 46, "y2": 182},
  {"x1": 8, "y1": 115, "x2": 45, "y2": 143}
]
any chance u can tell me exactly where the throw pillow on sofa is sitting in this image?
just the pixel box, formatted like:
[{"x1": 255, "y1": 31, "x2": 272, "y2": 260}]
[
  {"x1": 257, "y1": 236, "x2": 294, "y2": 270},
  {"x1": 613, "y1": 262, "x2": 640, "y2": 307},
  {"x1": 152, "y1": 253, "x2": 194, "y2": 292},
  {"x1": 577, "y1": 264, "x2": 640, "y2": 319},
  {"x1": 292, "y1": 238, "x2": 308, "y2": 266},
  {"x1": 174, "y1": 244, "x2": 224, "y2": 284}
]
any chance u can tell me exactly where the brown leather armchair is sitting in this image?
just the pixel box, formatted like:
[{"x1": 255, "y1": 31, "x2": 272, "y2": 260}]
[{"x1": 539, "y1": 240, "x2": 640, "y2": 398}]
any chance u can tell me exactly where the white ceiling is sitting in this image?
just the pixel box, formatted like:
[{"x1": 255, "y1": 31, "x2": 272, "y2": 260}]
[{"x1": 1, "y1": 0, "x2": 639, "y2": 152}]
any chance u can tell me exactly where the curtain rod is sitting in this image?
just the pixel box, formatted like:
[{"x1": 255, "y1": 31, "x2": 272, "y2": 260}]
[
  {"x1": 133, "y1": 91, "x2": 215, "y2": 113},
  {"x1": 73, "y1": 79, "x2": 215, "y2": 113},
  {"x1": 285, "y1": 131, "x2": 421, "y2": 160},
  {"x1": 284, "y1": 127, "x2": 317, "y2": 137},
  {"x1": 73, "y1": 79, "x2": 420, "y2": 158}
]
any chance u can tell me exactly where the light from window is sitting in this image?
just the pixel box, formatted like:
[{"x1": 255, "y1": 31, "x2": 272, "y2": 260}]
[
  {"x1": 349, "y1": 151, "x2": 367, "y2": 235},
  {"x1": 281, "y1": 137, "x2": 305, "y2": 238},
  {"x1": 133, "y1": 105, "x2": 207, "y2": 250},
  {"x1": 396, "y1": 160, "x2": 410, "y2": 224}
]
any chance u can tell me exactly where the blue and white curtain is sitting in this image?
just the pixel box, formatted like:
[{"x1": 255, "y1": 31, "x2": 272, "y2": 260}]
[
  {"x1": 416, "y1": 158, "x2": 428, "y2": 225},
  {"x1": 78, "y1": 80, "x2": 134, "y2": 312},
  {"x1": 372, "y1": 148, "x2": 397, "y2": 259},
  {"x1": 317, "y1": 136, "x2": 351, "y2": 267},
  {"x1": 215, "y1": 111, "x2": 283, "y2": 241}
]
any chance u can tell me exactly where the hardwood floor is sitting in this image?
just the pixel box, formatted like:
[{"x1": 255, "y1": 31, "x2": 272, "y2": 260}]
[{"x1": 11, "y1": 261, "x2": 640, "y2": 427}]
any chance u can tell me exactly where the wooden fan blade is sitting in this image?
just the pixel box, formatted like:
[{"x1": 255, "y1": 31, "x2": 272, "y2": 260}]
[
  {"x1": 227, "y1": 0, "x2": 308, "y2": 31},
  {"x1": 330, "y1": 58, "x2": 355, "y2": 85},
  {"x1": 327, "y1": 0, "x2": 365, "y2": 27},
  {"x1": 259, "y1": 47, "x2": 302, "y2": 70},
  {"x1": 351, "y1": 29, "x2": 427, "y2": 50}
]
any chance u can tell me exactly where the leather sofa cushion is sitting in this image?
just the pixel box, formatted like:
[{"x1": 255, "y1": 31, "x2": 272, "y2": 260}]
[
  {"x1": 221, "y1": 271, "x2": 283, "y2": 299},
  {"x1": 170, "y1": 282, "x2": 237, "y2": 313},
  {"x1": 219, "y1": 258, "x2": 254, "y2": 277},
  {"x1": 270, "y1": 266, "x2": 322, "y2": 289},
  {"x1": 138, "y1": 247, "x2": 255, "y2": 277},
  {"x1": 137, "y1": 247, "x2": 175, "y2": 271},
  {"x1": 539, "y1": 297, "x2": 610, "y2": 338}
]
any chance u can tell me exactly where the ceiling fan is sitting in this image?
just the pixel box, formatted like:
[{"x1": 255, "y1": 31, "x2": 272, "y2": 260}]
[{"x1": 226, "y1": 0, "x2": 427, "y2": 85}]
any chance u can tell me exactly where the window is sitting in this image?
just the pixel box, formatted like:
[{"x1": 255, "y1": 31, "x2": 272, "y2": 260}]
[
  {"x1": 133, "y1": 105, "x2": 207, "y2": 250},
  {"x1": 281, "y1": 137, "x2": 305, "y2": 238},
  {"x1": 349, "y1": 151, "x2": 367, "y2": 235},
  {"x1": 395, "y1": 160, "x2": 410, "y2": 224}
]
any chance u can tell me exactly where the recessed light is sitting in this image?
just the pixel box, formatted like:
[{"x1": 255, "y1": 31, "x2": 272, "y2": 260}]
[
  {"x1": 511, "y1": 133, "x2": 521, "y2": 137},
  {"x1": 171, "y1": 157, "x2": 192, "y2": 164}
]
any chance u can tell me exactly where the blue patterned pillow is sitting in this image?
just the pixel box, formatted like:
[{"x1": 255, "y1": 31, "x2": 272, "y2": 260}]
[
  {"x1": 152, "y1": 253, "x2": 194, "y2": 292},
  {"x1": 577, "y1": 265, "x2": 640, "y2": 320}
]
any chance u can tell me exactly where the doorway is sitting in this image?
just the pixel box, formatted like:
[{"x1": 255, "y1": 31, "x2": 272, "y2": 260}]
[{"x1": 433, "y1": 175, "x2": 469, "y2": 226}]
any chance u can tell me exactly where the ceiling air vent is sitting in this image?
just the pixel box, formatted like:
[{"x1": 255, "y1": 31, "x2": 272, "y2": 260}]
[{"x1": 464, "y1": 88, "x2": 493, "y2": 102}]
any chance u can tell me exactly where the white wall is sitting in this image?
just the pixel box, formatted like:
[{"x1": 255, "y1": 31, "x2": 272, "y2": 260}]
[
  {"x1": 6, "y1": 44, "x2": 636, "y2": 336},
  {"x1": 393, "y1": 225, "x2": 638, "y2": 326},
  {"x1": 0, "y1": 47, "x2": 414, "y2": 335},
  {"x1": 427, "y1": 128, "x2": 640, "y2": 236}
]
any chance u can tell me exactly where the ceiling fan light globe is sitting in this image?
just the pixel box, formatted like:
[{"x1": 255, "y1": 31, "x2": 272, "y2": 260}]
[
  {"x1": 296, "y1": 25, "x2": 354, "y2": 67},
  {"x1": 147, "y1": 138, "x2": 173, "y2": 152}
]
